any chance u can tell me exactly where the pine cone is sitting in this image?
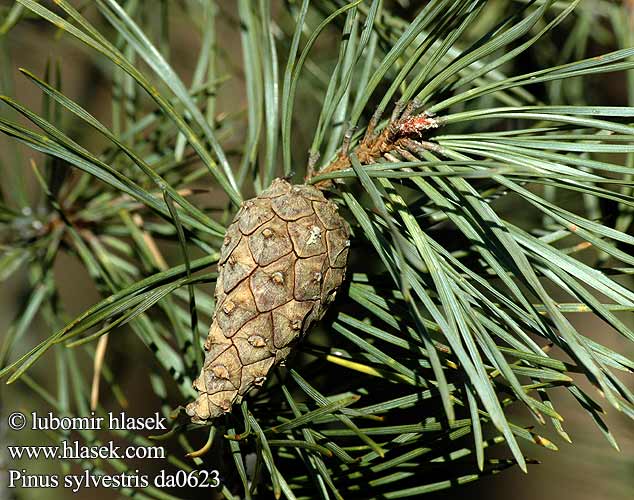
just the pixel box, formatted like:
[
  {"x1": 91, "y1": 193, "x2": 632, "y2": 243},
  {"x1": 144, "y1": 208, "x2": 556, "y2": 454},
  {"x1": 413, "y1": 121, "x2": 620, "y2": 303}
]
[{"x1": 186, "y1": 178, "x2": 350, "y2": 422}]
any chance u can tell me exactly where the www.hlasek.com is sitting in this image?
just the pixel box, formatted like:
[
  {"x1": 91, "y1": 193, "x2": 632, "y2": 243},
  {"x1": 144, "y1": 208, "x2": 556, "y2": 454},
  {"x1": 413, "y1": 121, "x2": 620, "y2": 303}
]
[{"x1": 5, "y1": 410, "x2": 220, "y2": 492}]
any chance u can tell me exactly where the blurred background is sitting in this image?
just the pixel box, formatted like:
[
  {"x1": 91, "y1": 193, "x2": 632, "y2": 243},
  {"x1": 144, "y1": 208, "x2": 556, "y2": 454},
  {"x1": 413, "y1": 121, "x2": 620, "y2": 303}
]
[{"x1": 1, "y1": 1, "x2": 632, "y2": 499}]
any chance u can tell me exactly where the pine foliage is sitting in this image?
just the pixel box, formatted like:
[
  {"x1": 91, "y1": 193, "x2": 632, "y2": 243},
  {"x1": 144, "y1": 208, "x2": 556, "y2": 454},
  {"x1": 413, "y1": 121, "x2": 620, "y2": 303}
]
[{"x1": 1, "y1": 1, "x2": 633, "y2": 498}]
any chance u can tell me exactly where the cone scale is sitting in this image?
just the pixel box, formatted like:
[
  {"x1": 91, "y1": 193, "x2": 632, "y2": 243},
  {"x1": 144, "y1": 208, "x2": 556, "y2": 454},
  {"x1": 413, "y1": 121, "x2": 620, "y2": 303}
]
[{"x1": 187, "y1": 179, "x2": 350, "y2": 422}]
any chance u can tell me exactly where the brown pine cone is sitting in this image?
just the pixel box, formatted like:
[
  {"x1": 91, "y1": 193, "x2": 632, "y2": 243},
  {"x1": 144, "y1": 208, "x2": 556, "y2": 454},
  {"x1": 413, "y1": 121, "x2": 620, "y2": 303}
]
[{"x1": 186, "y1": 178, "x2": 350, "y2": 422}]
